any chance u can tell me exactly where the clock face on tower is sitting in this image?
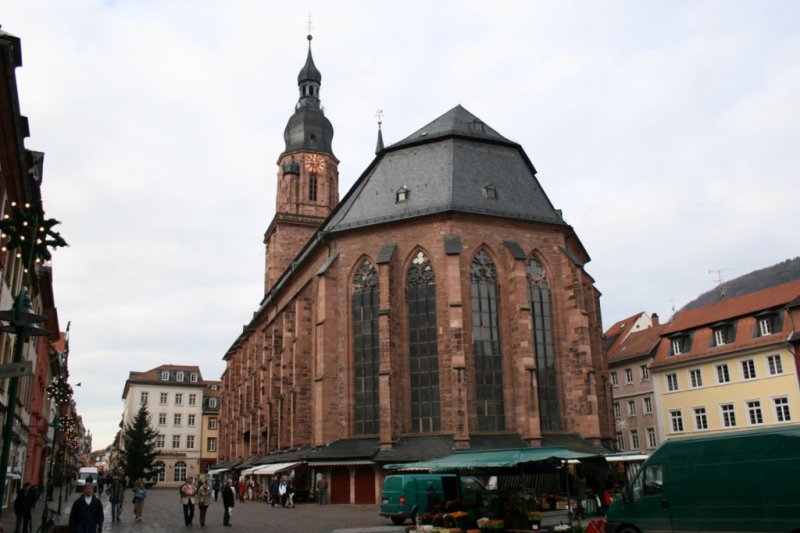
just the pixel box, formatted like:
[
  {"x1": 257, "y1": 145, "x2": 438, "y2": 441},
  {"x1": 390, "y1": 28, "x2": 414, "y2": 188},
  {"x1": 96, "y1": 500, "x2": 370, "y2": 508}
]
[{"x1": 304, "y1": 154, "x2": 326, "y2": 173}]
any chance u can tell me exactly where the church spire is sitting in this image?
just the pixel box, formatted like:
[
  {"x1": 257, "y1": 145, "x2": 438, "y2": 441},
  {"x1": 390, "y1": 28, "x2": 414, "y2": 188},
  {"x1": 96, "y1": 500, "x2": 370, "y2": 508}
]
[
  {"x1": 282, "y1": 33, "x2": 334, "y2": 158},
  {"x1": 375, "y1": 109, "x2": 385, "y2": 154}
]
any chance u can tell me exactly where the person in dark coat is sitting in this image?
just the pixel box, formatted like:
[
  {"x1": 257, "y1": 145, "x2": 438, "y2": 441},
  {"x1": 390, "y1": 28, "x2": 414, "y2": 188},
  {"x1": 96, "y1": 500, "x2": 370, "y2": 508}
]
[
  {"x1": 268, "y1": 476, "x2": 279, "y2": 507},
  {"x1": 13, "y1": 482, "x2": 36, "y2": 533},
  {"x1": 69, "y1": 483, "x2": 104, "y2": 533},
  {"x1": 221, "y1": 479, "x2": 235, "y2": 527}
]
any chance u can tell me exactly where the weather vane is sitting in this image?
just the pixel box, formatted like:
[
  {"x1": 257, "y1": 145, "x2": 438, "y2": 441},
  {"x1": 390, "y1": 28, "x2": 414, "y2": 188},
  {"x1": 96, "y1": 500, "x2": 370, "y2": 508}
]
[
  {"x1": 307, "y1": 13, "x2": 313, "y2": 36},
  {"x1": 376, "y1": 109, "x2": 383, "y2": 127}
]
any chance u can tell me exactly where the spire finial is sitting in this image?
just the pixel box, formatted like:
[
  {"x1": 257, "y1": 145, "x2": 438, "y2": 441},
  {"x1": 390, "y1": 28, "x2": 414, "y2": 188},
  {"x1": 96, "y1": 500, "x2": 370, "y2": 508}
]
[
  {"x1": 307, "y1": 13, "x2": 313, "y2": 42},
  {"x1": 375, "y1": 109, "x2": 385, "y2": 154}
]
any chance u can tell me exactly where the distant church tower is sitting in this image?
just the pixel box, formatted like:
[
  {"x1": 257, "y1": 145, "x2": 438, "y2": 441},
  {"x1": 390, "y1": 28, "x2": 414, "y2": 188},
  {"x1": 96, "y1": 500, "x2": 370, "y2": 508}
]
[{"x1": 264, "y1": 35, "x2": 339, "y2": 292}]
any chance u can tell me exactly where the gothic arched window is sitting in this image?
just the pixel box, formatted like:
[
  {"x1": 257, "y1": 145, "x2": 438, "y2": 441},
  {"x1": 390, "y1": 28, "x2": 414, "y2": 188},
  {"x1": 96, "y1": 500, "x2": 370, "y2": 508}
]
[
  {"x1": 406, "y1": 251, "x2": 440, "y2": 432},
  {"x1": 470, "y1": 249, "x2": 505, "y2": 431},
  {"x1": 527, "y1": 257, "x2": 561, "y2": 431},
  {"x1": 352, "y1": 260, "x2": 380, "y2": 435}
]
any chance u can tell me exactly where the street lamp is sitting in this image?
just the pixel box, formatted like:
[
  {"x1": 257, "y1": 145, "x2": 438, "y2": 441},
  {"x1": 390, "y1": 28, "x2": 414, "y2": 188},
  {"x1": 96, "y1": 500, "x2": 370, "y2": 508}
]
[{"x1": 0, "y1": 201, "x2": 66, "y2": 519}]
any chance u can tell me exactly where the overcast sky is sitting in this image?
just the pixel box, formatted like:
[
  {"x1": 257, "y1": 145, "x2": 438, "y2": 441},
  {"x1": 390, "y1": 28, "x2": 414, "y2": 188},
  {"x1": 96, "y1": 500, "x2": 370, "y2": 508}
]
[{"x1": 4, "y1": 1, "x2": 799, "y2": 448}]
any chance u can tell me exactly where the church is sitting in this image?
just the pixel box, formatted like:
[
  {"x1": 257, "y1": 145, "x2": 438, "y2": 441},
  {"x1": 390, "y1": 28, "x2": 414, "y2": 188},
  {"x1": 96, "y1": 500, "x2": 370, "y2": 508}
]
[{"x1": 217, "y1": 35, "x2": 614, "y2": 504}]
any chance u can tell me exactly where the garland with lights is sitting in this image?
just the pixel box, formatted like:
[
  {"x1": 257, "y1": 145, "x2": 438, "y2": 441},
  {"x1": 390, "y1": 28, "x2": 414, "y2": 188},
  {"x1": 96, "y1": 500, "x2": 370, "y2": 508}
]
[
  {"x1": 46, "y1": 375, "x2": 73, "y2": 404},
  {"x1": 0, "y1": 201, "x2": 67, "y2": 273}
]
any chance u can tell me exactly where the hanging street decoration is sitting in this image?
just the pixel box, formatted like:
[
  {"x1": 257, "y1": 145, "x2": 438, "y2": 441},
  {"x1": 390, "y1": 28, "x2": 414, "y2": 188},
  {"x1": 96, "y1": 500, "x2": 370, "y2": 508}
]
[{"x1": 0, "y1": 201, "x2": 68, "y2": 273}]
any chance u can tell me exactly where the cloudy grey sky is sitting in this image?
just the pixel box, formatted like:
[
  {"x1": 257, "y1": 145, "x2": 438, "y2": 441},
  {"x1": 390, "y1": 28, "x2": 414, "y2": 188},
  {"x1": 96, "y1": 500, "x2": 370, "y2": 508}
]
[{"x1": 4, "y1": 1, "x2": 799, "y2": 448}]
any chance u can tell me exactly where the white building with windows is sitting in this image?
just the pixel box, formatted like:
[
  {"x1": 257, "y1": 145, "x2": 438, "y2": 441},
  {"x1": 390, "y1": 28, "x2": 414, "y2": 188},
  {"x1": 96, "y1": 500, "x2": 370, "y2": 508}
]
[
  {"x1": 121, "y1": 364, "x2": 206, "y2": 487},
  {"x1": 650, "y1": 266, "x2": 800, "y2": 441}
]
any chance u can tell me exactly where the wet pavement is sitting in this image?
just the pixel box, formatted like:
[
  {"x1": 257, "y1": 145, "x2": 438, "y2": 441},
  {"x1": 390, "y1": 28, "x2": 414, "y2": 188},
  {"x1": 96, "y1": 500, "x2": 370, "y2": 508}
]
[{"x1": 2, "y1": 488, "x2": 405, "y2": 533}]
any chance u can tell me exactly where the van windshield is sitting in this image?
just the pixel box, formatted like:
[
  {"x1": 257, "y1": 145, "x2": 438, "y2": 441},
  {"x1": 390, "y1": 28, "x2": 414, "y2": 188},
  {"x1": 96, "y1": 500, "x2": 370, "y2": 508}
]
[{"x1": 631, "y1": 463, "x2": 663, "y2": 501}]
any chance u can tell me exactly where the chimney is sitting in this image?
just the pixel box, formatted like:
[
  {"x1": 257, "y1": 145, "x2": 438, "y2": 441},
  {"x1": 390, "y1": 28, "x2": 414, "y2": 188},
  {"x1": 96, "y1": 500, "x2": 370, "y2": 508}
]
[{"x1": 651, "y1": 313, "x2": 660, "y2": 327}]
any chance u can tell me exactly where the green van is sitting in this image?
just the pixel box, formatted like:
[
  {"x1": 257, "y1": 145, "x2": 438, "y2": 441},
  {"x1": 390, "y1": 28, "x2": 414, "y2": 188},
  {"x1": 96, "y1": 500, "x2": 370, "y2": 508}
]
[
  {"x1": 379, "y1": 473, "x2": 485, "y2": 525},
  {"x1": 606, "y1": 426, "x2": 800, "y2": 532}
]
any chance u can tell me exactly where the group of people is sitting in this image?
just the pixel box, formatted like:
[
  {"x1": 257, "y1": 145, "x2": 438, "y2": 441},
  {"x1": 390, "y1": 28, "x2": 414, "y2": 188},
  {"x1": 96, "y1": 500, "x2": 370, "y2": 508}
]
[
  {"x1": 67, "y1": 475, "x2": 148, "y2": 532},
  {"x1": 180, "y1": 476, "x2": 238, "y2": 527},
  {"x1": 228, "y1": 474, "x2": 296, "y2": 507}
]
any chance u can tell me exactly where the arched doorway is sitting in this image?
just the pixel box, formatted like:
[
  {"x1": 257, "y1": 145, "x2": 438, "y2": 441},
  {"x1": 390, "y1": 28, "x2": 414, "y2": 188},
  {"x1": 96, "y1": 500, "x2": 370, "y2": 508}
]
[
  {"x1": 353, "y1": 465, "x2": 375, "y2": 504},
  {"x1": 330, "y1": 466, "x2": 351, "y2": 504}
]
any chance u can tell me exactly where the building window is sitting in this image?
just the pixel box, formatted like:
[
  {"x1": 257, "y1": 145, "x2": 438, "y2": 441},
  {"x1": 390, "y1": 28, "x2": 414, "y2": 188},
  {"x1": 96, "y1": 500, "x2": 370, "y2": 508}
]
[
  {"x1": 610, "y1": 372, "x2": 618, "y2": 387},
  {"x1": 666, "y1": 373, "x2": 679, "y2": 392},
  {"x1": 747, "y1": 400, "x2": 764, "y2": 425},
  {"x1": 158, "y1": 413, "x2": 167, "y2": 426},
  {"x1": 482, "y1": 184, "x2": 497, "y2": 200},
  {"x1": 190, "y1": 372, "x2": 198, "y2": 383},
  {"x1": 140, "y1": 392, "x2": 148, "y2": 405},
  {"x1": 774, "y1": 397, "x2": 791, "y2": 422},
  {"x1": 758, "y1": 316, "x2": 775, "y2": 337},
  {"x1": 767, "y1": 355, "x2": 783, "y2": 375},
  {"x1": 527, "y1": 256, "x2": 558, "y2": 431},
  {"x1": 669, "y1": 333, "x2": 691, "y2": 356},
  {"x1": 309, "y1": 173, "x2": 318, "y2": 201},
  {"x1": 694, "y1": 407, "x2": 708, "y2": 430},
  {"x1": 647, "y1": 427, "x2": 657, "y2": 449},
  {"x1": 209, "y1": 398, "x2": 218, "y2": 408},
  {"x1": 172, "y1": 435, "x2": 181, "y2": 448},
  {"x1": 208, "y1": 417, "x2": 217, "y2": 430},
  {"x1": 154, "y1": 461, "x2": 166, "y2": 482},
  {"x1": 174, "y1": 461, "x2": 187, "y2": 482},
  {"x1": 406, "y1": 251, "x2": 441, "y2": 432},
  {"x1": 616, "y1": 432, "x2": 624, "y2": 451},
  {"x1": 395, "y1": 186, "x2": 409, "y2": 203},
  {"x1": 160, "y1": 392, "x2": 168, "y2": 405},
  {"x1": 352, "y1": 260, "x2": 380, "y2": 435},
  {"x1": 173, "y1": 414, "x2": 182, "y2": 426},
  {"x1": 630, "y1": 429, "x2": 640, "y2": 449},
  {"x1": 161, "y1": 371, "x2": 169, "y2": 381},
  {"x1": 187, "y1": 415, "x2": 196, "y2": 427},
  {"x1": 689, "y1": 369, "x2": 703, "y2": 388},
  {"x1": 186, "y1": 435, "x2": 195, "y2": 449},
  {"x1": 175, "y1": 393, "x2": 183, "y2": 406},
  {"x1": 741, "y1": 360, "x2": 756, "y2": 380},
  {"x1": 721, "y1": 403, "x2": 737, "y2": 427},
  {"x1": 207, "y1": 437, "x2": 217, "y2": 452},
  {"x1": 716, "y1": 364, "x2": 730, "y2": 384},
  {"x1": 640, "y1": 365, "x2": 649, "y2": 380},
  {"x1": 176, "y1": 371, "x2": 184, "y2": 382},
  {"x1": 670, "y1": 410, "x2": 684, "y2": 432},
  {"x1": 613, "y1": 402, "x2": 621, "y2": 418},
  {"x1": 189, "y1": 394, "x2": 197, "y2": 406},
  {"x1": 625, "y1": 368, "x2": 633, "y2": 384},
  {"x1": 643, "y1": 397, "x2": 653, "y2": 414},
  {"x1": 628, "y1": 400, "x2": 636, "y2": 417},
  {"x1": 156, "y1": 435, "x2": 165, "y2": 448},
  {"x1": 472, "y1": 249, "x2": 506, "y2": 432}
]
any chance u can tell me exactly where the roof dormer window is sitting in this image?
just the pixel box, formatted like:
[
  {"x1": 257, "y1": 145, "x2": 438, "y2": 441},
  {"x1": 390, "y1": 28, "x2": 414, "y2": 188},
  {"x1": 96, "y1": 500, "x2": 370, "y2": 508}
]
[
  {"x1": 754, "y1": 310, "x2": 782, "y2": 338},
  {"x1": 482, "y1": 184, "x2": 497, "y2": 200},
  {"x1": 669, "y1": 332, "x2": 692, "y2": 356},
  {"x1": 711, "y1": 321, "x2": 736, "y2": 347},
  {"x1": 190, "y1": 372, "x2": 198, "y2": 383},
  {"x1": 176, "y1": 371, "x2": 184, "y2": 382},
  {"x1": 161, "y1": 371, "x2": 170, "y2": 381},
  {"x1": 396, "y1": 186, "x2": 409, "y2": 203}
]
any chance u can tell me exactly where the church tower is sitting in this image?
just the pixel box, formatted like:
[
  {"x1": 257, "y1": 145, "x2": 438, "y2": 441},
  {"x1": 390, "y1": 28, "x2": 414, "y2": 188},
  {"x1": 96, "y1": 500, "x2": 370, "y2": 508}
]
[{"x1": 264, "y1": 35, "x2": 339, "y2": 292}]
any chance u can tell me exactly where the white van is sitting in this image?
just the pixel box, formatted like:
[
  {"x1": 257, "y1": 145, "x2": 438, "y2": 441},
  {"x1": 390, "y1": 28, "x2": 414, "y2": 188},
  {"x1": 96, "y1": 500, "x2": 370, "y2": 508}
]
[{"x1": 75, "y1": 467, "x2": 99, "y2": 492}]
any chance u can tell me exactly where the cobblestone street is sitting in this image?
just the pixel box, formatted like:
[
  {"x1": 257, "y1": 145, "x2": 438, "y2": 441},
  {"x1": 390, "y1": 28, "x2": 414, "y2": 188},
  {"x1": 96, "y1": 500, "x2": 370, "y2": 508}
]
[{"x1": 2, "y1": 488, "x2": 404, "y2": 533}]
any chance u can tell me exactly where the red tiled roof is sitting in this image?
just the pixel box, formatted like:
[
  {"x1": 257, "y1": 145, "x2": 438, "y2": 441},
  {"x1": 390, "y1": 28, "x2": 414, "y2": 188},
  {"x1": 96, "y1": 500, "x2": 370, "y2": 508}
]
[
  {"x1": 608, "y1": 325, "x2": 665, "y2": 364},
  {"x1": 603, "y1": 311, "x2": 648, "y2": 356},
  {"x1": 127, "y1": 364, "x2": 204, "y2": 383},
  {"x1": 664, "y1": 279, "x2": 800, "y2": 334}
]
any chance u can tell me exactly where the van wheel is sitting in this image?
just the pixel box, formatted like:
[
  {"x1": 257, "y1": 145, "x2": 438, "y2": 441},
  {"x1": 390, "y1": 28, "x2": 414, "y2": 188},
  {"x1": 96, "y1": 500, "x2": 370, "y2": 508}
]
[{"x1": 390, "y1": 517, "x2": 405, "y2": 525}]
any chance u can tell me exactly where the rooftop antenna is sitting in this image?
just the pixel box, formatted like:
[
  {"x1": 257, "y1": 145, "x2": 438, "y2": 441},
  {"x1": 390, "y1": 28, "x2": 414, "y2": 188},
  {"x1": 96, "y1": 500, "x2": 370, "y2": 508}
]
[{"x1": 709, "y1": 268, "x2": 729, "y2": 298}]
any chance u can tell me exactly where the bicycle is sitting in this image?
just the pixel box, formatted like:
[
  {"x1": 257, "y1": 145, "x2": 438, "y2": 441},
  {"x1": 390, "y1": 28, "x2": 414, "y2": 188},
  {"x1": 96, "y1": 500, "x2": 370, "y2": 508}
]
[{"x1": 37, "y1": 506, "x2": 61, "y2": 533}]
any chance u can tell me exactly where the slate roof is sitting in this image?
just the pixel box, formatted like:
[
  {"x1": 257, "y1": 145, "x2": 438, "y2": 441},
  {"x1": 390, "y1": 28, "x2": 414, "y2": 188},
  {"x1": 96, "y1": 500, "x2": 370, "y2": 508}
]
[
  {"x1": 323, "y1": 105, "x2": 566, "y2": 234},
  {"x1": 678, "y1": 257, "x2": 800, "y2": 313}
]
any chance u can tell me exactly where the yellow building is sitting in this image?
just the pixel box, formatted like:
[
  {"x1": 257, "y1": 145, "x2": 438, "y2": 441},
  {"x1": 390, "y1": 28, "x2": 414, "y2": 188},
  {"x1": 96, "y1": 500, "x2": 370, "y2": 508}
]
[
  {"x1": 200, "y1": 381, "x2": 221, "y2": 476},
  {"x1": 651, "y1": 279, "x2": 800, "y2": 440}
]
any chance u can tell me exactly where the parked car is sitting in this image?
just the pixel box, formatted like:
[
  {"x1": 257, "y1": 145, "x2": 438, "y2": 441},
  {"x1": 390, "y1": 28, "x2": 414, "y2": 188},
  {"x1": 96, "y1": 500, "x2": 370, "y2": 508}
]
[{"x1": 606, "y1": 425, "x2": 800, "y2": 532}]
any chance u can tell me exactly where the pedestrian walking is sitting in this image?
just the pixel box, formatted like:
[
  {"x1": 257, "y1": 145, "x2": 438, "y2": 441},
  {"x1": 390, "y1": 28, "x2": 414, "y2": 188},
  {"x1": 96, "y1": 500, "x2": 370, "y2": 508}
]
[
  {"x1": 108, "y1": 476, "x2": 125, "y2": 522},
  {"x1": 316, "y1": 475, "x2": 328, "y2": 505},
  {"x1": 68, "y1": 483, "x2": 104, "y2": 533},
  {"x1": 267, "y1": 476, "x2": 279, "y2": 507},
  {"x1": 222, "y1": 479, "x2": 235, "y2": 527},
  {"x1": 197, "y1": 480, "x2": 212, "y2": 527},
  {"x1": 132, "y1": 479, "x2": 147, "y2": 522},
  {"x1": 180, "y1": 476, "x2": 198, "y2": 526},
  {"x1": 212, "y1": 478, "x2": 220, "y2": 502},
  {"x1": 285, "y1": 482, "x2": 295, "y2": 509},
  {"x1": 13, "y1": 482, "x2": 36, "y2": 533},
  {"x1": 237, "y1": 478, "x2": 245, "y2": 503}
]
